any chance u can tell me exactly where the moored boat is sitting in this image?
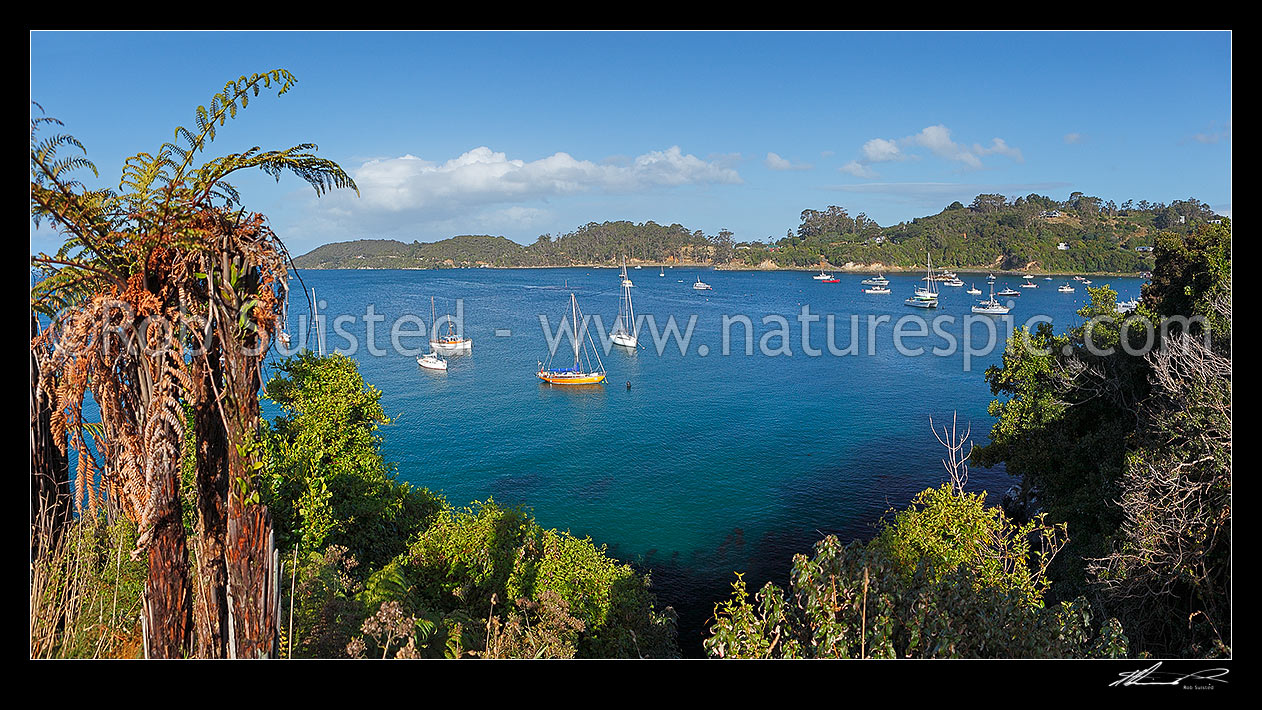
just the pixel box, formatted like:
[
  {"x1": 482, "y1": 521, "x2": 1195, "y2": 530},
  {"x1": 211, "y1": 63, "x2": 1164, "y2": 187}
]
[{"x1": 537, "y1": 293, "x2": 606, "y2": 385}]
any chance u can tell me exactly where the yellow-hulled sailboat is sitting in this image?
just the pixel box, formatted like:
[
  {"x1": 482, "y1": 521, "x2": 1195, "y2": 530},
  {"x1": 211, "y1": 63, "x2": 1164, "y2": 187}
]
[{"x1": 537, "y1": 293, "x2": 607, "y2": 385}]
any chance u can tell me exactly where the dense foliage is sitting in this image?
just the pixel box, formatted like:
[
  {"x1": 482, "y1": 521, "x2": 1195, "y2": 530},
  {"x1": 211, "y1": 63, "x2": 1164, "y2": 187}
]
[
  {"x1": 704, "y1": 484, "x2": 1128, "y2": 658},
  {"x1": 973, "y1": 220, "x2": 1231, "y2": 656},
  {"x1": 263, "y1": 352, "x2": 444, "y2": 573}
]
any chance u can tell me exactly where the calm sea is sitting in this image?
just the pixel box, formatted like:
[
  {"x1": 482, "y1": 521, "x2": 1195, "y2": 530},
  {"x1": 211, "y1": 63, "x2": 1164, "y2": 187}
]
[{"x1": 277, "y1": 267, "x2": 1144, "y2": 654}]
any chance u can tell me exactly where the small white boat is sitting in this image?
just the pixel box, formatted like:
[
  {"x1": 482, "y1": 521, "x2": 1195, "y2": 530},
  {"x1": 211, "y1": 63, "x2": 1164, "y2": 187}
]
[
  {"x1": 972, "y1": 282, "x2": 1010, "y2": 315},
  {"x1": 634, "y1": 265, "x2": 642, "y2": 270},
  {"x1": 1058, "y1": 283, "x2": 1075, "y2": 293},
  {"x1": 417, "y1": 351, "x2": 448, "y2": 371},
  {"x1": 1044, "y1": 276, "x2": 1053, "y2": 281},
  {"x1": 943, "y1": 278, "x2": 964, "y2": 287},
  {"x1": 966, "y1": 284, "x2": 982, "y2": 295},
  {"x1": 864, "y1": 286, "x2": 891, "y2": 294},
  {"x1": 430, "y1": 297, "x2": 472, "y2": 353},
  {"x1": 1116, "y1": 298, "x2": 1139, "y2": 313},
  {"x1": 1082, "y1": 279, "x2": 1092, "y2": 285},
  {"x1": 996, "y1": 286, "x2": 1021, "y2": 297},
  {"x1": 987, "y1": 273, "x2": 997, "y2": 281},
  {"x1": 1020, "y1": 279, "x2": 1038, "y2": 289},
  {"x1": 693, "y1": 275, "x2": 713, "y2": 291},
  {"x1": 861, "y1": 274, "x2": 889, "y2": 286},
  {"x1": 659, "y1": 266, "x2": 665, "y2": 277},
  {"x1": 812, "y1": 270, "x2": 834, "y2": 280}
]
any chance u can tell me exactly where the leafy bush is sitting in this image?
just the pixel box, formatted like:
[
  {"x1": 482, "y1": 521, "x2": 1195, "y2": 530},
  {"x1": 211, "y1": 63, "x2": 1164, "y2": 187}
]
[
  {"x1": 392, "y1": 499, "x2": 679, "y2": 658},
  {"x1": 263, "y1": 351, "x2": 445, "y2": 572},
  {"x1": 705, "y1": 486, "x2": 1127, "y2": 658}
]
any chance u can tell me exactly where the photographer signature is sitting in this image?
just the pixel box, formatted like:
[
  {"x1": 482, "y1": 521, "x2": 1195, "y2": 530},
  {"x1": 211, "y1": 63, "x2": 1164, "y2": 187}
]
[{"x1": 1111, "y1": 662, "x2": 1229, "y2": 687}]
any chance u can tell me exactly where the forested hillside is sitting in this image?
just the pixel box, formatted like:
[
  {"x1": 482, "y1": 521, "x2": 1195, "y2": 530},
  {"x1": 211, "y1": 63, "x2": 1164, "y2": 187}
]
[{"x1": 293, "y1": 193, "x2": 1222, "y2": 274}]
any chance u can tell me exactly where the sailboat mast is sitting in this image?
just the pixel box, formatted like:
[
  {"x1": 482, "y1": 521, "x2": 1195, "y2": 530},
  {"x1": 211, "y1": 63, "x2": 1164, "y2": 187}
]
[{"x1": 572, "y1": 293, "x2": 580, "y2": 368}]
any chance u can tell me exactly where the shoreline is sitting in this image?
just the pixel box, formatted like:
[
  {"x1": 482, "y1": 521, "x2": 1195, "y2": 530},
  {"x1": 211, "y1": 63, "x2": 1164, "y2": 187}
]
[{"x1": 294, "y1": 263, "x2": 1151, "y2": 278}]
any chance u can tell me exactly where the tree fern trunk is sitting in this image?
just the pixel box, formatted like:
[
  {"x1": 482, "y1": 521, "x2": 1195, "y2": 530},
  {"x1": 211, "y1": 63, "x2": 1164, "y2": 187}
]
[
  {"x1": 192, "y1": 345, "x2": 229, "y2": 658},
  {"x1": 142, "y1": 353, "x2": 193, "y2": 657},
  {"x1": 30, "y1": 314, "x2": 72, "y2": 558}
]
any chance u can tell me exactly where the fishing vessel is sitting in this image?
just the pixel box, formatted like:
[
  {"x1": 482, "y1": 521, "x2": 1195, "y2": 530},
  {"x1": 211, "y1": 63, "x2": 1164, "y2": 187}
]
[
  {"x1": 430, "y1": 297, "x2": 472, "y2": 353},
  {"x1": 693, "y1": 275, "x2": 713, "y2": 291},
  {"x1": 812, "y1": 269, "x2": 834, "y2": 280},
  {"x1": 1058, "y1": 283, "x2": 1075, "y2": 293},
  {"x1": 537, "y1": 293, "x2": 606, "y2": 385},
  {"x1": 966, "y1": 283, "x2": 982, "y2": 295},
  {"x1": 905, "y1": 253, "x2": 939, "y2": 308},
  {"x1": 417, "y1": 351, "x2": 448, "y2": 371},
  {"x1": 611, "y1": 267, "x2": 638, "y2": 349},
  {"x1": 972, "y1": 282, "x2": 1010, "y2": 315}
]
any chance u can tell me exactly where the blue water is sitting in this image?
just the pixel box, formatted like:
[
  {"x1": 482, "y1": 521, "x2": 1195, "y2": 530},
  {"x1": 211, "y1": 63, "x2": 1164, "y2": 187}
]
[{"x1": 275, "y1": 267, "x2": 1144, "y2": 652}]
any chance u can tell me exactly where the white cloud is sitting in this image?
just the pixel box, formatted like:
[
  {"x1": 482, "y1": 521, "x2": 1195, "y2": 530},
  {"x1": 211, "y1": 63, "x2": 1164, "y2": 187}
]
[
  {"x1": 839, "y1": 160, "x2": 878, "y2": 178},
  {"x1": 861, "y1": 137, "x2": 906, "y2": 163},
  {"x1": 973, "y1": 137, "x2": 1024, "y2": 163},
  {"x1": 335, "y1": 145, "x2": 740, "y2": 215},
  {"x1": 765, "y1": 151, "x2": 812, "y2": 171},
  {"x1": 302, "y1": 145, "x2": 741, "y2": 241},
  {"x1": 839, "y1": 124, "x2": 1023, "y2": 179}
]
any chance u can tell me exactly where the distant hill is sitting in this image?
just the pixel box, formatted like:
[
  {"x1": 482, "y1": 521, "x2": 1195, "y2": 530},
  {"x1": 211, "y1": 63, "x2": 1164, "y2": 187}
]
[{"x1": 292, "y1": 194, "x2": 1224, "y2": 274}]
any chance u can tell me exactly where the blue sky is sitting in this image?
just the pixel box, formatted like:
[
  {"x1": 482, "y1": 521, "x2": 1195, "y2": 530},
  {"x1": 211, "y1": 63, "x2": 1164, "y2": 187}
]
[{"x1": 30, "y1": 30, "x2": 1231, "y2": 256}]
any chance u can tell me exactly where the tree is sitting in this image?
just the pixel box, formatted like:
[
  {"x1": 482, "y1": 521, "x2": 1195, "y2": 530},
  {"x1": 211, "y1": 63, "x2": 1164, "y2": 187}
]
[{"x1": 30, "y1": 70, "x2": 357, "y2": 657}]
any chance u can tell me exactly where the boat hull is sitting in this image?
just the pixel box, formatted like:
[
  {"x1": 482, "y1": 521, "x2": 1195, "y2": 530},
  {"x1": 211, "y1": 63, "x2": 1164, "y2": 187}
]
[
  {"x1": 611, "y1": 332, "x2": 637, "y2": 348},
  {"x1": 537, "y1": 371, "x2": 606, "y2": 385},
  {"x1": 417, "y1": 356, "x2": 448, "y2": 371},
  {"x1": 431, "y1": 339, "x2": 472, "y2": 353}
]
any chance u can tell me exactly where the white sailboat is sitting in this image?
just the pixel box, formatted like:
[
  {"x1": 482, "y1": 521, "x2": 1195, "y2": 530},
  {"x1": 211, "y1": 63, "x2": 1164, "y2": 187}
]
[
  {"x1": 905, "y1": 253, "x2": 939, "y2": 308},
  {"x1": 611, "y1": 268, "x2": 638, "y2": 348},
  {"x1": 619, "y1": 258, "x2": 634, "y2": 288}
]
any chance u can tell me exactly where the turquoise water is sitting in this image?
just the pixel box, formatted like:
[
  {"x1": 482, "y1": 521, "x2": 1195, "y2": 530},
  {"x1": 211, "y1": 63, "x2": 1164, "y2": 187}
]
[{"x1": 278, "y1": 267, "x2": 1144, "y2": 652}]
